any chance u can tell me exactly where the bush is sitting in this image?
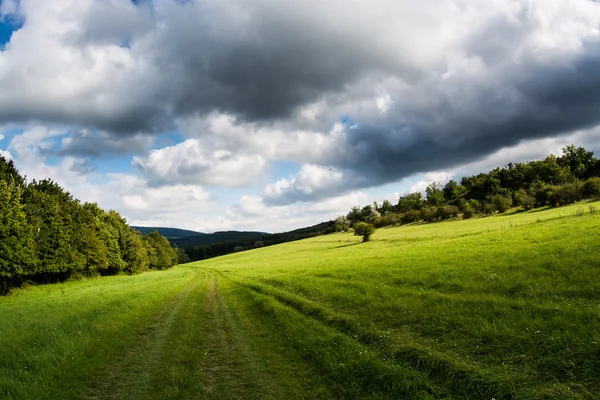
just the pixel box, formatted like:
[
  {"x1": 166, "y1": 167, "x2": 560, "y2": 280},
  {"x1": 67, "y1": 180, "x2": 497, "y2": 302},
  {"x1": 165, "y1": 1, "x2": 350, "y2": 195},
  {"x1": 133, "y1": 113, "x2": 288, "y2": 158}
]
[
  {"x1": 462, "y1": 205, "x2": 475, "y2": 219},
  {"x1": 582, "y1": 177, "x2": 600, "y2": 198},
  {"x1": 353, "y1": 222, "x2": 375, "y2": 242},
  {"x1": 483, "y1": 203, "x2": 494, "y2": 215},
  {"x1": 419, "y1": 207, "x2": 437, "y2": 222},
  {"x1": 513, "y1": 189, "x2": 535, "y2": 210},
  {"x1": 547, "y1": 181, "x2": 583, "y2": 206},
  {"x1": 401, "y1": 209, "x2": 420, "y2": 224},
  {"x1": 437, "y1": 205, "x2": 459, "y2": 220},
  {"x1": 490, "y1": 195, "x2": 513, "y2": 213}
]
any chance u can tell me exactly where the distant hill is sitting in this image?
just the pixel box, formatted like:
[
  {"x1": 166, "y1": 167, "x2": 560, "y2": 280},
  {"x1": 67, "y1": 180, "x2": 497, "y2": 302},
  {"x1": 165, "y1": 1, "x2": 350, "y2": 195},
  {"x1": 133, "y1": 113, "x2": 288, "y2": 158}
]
[
  {"x1": 131, "y1": 227, "x2": 204, "y2": 240},
  {"x1": 171, "y1": 230, "x2": 268, "y2": 248}
]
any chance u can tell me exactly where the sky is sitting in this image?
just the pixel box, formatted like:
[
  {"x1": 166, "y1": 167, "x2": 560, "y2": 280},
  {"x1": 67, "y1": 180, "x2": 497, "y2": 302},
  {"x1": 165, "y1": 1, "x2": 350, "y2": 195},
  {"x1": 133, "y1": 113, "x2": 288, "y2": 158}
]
[{"x1": 1, "y1": 0, "x2": 600, "y2": 233}]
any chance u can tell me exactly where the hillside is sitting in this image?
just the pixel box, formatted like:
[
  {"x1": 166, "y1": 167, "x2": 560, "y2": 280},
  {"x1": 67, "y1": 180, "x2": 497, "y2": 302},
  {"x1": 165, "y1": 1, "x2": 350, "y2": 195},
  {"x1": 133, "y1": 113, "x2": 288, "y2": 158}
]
[
  {"x1": 171, "y1": 230, "x2": 267, "y2": 247},
  {"x1": 131, "y1": 226, "x2": 204, "y2": 239},
  {"x1": 2, "y1": 201, "x2": 599, "y2": 399}
]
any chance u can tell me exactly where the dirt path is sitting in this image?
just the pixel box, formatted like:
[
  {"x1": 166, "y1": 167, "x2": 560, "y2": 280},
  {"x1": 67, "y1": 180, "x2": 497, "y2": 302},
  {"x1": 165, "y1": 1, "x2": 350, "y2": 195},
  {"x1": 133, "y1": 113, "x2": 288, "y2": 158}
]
[{"x1": 85, "y1": 268, "x2": 327, "y2": 400}]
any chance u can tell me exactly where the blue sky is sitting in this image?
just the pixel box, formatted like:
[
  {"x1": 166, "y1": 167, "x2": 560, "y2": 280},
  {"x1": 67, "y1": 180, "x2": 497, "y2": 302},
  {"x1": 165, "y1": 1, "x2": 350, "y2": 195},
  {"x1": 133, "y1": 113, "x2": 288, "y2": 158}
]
[{"x1": 2, "y1": 0, "x2": 600, "y2": 232}]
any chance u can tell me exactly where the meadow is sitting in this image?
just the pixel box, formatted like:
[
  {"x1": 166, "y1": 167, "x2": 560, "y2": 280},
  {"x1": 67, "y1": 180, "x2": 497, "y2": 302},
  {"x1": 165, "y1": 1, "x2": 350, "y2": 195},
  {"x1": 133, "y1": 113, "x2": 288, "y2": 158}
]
[{"x1": 1, "y1": 201, "x2": 599, "y2": 399}]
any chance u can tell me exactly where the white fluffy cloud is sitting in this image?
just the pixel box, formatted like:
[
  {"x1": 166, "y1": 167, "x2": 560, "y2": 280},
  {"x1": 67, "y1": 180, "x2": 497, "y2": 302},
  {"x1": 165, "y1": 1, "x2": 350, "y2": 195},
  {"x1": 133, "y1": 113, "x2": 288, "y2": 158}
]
[{"x1": 133, "y1": 138, "x2": 267, "y2": 188}]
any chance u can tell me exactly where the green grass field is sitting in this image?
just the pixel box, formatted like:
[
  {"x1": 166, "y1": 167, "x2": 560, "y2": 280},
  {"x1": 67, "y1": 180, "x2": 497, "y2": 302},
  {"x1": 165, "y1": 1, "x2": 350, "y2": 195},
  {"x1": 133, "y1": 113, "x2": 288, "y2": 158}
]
[{"x1": 1, "y1": 202, "x2": 599, "y2": 399}]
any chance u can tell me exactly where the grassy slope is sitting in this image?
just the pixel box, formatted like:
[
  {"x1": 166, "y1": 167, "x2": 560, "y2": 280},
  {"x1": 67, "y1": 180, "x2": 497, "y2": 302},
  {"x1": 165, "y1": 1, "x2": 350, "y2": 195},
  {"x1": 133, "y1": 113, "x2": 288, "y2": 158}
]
[{"x1": 1, "y1": 201, "x2": 599, "y2": 399}]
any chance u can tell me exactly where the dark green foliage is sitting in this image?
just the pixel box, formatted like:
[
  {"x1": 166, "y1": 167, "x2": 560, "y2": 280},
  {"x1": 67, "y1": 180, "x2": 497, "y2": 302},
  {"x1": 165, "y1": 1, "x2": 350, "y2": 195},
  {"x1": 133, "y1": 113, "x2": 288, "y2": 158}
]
[
  {"x1": 582, "y1": 177, "x2": 600, "y2": 198},
  {"x1": 420, "y1": 206, "x2": 437, "y2": 222},
  {"x1": 130, "y1": 226, "x2": 202, "y2": 239},
  {"x1": 546, "y1": 181, "x2": 583, "y2": 207},
  {"x1": 397, "y1": 192, "x2": 423, "y2": 212},
  {"x1": 0, "y1": 156, "x2": 26, "y2": 188},
  {"x1": 341, "y1": 145, "x2": 600, "y2": 232},
  {"x1": 461, "y1": 205, "x2": 475, "y2": 219},
  {"x1": 436, "y1": 205, "x2": 459, "y2": 220},
  {"x1": 0, "y1": 181, "x2": 36, "y2": 293},
  {"x1": 401, "y1": 209, "x2": 420, "y2": 224},
  {"x1": 0, "y1": 164, "x2": 177, "y2": 294},
  {"x1": 513, "y1": 189, "x2": 535, "y2": 210},
  {"x1": 490, "y1": 194, "x2": 513, "y2": 213},
  {"x1": 558, "y1": 145, "x2": 596, "y2": 179},
  {"x1": 144, "y1": 230, "x2": 177, "y2": 270},
  {"x1": 425, "y1": 182, "x2": 445, "y2": 206},
  {"x1": 353, "y1": 222, "x2": 375, "y2": 242}
]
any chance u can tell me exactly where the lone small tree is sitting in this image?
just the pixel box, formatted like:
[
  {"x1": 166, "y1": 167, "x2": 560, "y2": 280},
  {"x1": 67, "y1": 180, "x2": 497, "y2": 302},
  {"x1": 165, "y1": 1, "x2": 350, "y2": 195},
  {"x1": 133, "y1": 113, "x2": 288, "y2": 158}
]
[{"x1": 353, "y1": 222, "x2": 375, "y2": 242}]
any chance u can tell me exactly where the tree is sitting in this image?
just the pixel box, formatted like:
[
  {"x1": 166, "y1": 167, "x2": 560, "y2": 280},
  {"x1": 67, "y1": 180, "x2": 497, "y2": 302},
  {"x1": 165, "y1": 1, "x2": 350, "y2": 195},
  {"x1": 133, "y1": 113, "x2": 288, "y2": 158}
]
[
  {"x1": 334, "y1": 216, "x2": 350, "y2": 232},
  {"x1": 353, "y1": 222, "x2": 375, "y2": 242},
  {"x1": 558, "y1": 145, "x2": 596, "y2": 179},
  {"x1": 0, "y1": 180, "x2": 36, "y2": 292},
  {"x1": 397, "y1": 192, "x2": 423, "y2": 212},
  {"x1": 425, "y1": 182, "x2": 445, "y2": 206}
]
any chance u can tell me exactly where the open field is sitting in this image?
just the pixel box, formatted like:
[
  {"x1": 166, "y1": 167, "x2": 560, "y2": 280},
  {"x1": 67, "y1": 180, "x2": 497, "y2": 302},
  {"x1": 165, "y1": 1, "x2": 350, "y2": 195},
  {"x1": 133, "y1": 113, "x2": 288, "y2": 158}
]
[{"x1": 1, "y1": 201, "x2": 600, "y2": 399}]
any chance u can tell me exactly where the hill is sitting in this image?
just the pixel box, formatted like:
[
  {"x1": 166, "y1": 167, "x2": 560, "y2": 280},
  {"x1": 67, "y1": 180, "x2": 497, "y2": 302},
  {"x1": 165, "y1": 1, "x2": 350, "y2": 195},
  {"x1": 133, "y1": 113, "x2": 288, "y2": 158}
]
[
  {"x1": 131, "y1": 226, "x2": 204, "y2": 239},
  {"x1": 2, "y1": 201, "x2": 599, "y2": 398},
  {"x1": 171, "y1": 230, "x2": 267, "y2": 247}
]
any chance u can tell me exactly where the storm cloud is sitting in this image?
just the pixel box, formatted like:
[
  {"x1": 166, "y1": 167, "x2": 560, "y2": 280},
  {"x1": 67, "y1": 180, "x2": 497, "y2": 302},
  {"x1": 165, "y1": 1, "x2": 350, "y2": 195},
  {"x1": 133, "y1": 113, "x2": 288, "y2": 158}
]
[{"x1": 2, "y1": 0, "x2": 600, "y2": 205}]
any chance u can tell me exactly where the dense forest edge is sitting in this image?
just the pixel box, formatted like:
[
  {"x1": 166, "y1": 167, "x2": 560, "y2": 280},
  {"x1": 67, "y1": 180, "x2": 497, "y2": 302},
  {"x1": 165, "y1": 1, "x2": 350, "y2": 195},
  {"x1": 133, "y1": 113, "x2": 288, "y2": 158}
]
[
  {"x1": 0, "y1": 156, "x2": 183, "y2": 295},
  {"x1": 173, "y1": 145, "x2": 600, "y2": 261}
]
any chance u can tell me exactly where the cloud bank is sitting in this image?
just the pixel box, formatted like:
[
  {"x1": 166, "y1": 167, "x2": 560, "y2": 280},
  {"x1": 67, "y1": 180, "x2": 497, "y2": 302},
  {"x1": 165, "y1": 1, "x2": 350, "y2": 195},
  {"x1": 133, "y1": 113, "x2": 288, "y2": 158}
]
[{"x1": 1, "y1": 0, "x2": 600, "y2": 230}]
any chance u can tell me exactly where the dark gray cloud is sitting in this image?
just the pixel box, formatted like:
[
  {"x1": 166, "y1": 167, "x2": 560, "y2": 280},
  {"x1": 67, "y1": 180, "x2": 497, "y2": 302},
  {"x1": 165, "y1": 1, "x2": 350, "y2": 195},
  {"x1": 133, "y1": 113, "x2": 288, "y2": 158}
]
[
  {"x1": 263, "y1": 35, "x2": 600, "y2": 204},
  {"x1": 57, "y1": 131, "x2": 155, "y2": 158},
  {"x1": 69, "y1": 159, "x2": 95, "y2": 175},
  {"x1": 2, "y1": 0, "x2": 600, "y2": 202}
]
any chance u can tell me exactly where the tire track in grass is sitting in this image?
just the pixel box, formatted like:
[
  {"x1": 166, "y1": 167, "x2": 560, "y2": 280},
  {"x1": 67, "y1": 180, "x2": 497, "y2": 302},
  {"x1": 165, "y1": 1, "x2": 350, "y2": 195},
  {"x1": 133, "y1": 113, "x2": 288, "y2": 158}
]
[
  {"x1": 90, "y1": 267, "x2": 329, "y2": 399},
  {"x1": 85, "y1": 270, "x2": 202, "y2": 400},
  {"x1": 222, "y1": 274, "x2": 515, "y2": 399},
  {"x1": 194, "y1": 270, "x2": 326, "y2": 399}
]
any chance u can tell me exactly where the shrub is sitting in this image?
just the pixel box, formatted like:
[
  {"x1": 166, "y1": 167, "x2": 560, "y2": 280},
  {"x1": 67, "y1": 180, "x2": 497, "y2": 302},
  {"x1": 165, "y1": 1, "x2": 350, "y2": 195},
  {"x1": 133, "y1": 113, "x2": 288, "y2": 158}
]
[
  {"x1": 490, "y1": 195, "x2": 513, "y2": 213},
  {"x1": 401, "y1": 209, "x2": 420, "y2": 224},
  {"x1": 582, "y1": 177, "x2": 600, "y2": 198},
  {"x1": 437, "y1": 205, "x2": 459, "y2": 220},
  {"x1": 547, "y1": 181, "x2": 583, "y2": 206},
  {"x1": 514, "y1": 189, "x2": 536, "y2": 210},
  {"x1": 483, "y1": 203, "x2": 494, "y2": 215},
  {"x1": 353, "y1": 222, "x2": 375, "y2": 242},
  {"x1": 419, "y1": 207, "x2": 437, "y2": 222},
  {"x1": 462, "y1": 205, "x2": 475, "y2": 219}
]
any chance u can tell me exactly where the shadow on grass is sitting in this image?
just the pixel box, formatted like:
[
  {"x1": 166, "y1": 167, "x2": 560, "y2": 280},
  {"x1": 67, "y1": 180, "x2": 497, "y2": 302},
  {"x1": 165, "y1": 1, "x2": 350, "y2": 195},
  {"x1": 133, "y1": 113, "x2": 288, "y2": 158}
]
[{"x1": 332, "y1": 242, "x2": 362, "y2": 249}]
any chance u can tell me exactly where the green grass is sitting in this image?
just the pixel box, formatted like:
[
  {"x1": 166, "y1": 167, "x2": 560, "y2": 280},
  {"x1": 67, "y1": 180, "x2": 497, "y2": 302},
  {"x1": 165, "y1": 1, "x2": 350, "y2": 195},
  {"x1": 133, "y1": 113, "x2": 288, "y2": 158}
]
[{"x1": 1, "y1": 201, "x2": 599, "y2": 399}]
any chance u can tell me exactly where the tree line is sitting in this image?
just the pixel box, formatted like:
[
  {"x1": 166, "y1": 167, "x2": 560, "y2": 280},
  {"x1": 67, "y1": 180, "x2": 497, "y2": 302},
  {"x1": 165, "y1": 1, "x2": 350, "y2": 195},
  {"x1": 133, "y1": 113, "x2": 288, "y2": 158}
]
[
  {"x1": 0, "y1": 156, "x2": 181, "y2": 294},
  {"x1": 336, "y1": 145, "x2": 600, "y2": 231}
]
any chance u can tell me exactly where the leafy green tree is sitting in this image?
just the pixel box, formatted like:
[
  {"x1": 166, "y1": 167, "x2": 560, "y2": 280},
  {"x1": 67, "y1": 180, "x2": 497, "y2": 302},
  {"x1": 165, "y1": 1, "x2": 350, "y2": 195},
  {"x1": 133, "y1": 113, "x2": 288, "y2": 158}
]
[
  {"x1": 334, "y1": 216, "x2": 350, "y2": 232},
  {"x1": 443, "y1": 180, "x2": 467, "y2": 202},
  {"x1": 0, "y1": 156, "x2": 26, "y2": 188},
  {"x1": 425, "y1": 182, "x2": 445, "y2": 206},
  {"x1": 144, "y1": 230, "x2": 176, "y2": 270},
  {"x1": 353, "y1": 222, "x2": 375, "y2": 242},
  {"x1": 558, "y1": 145, "x2": 596, "y2": 179},
  {"x1": 71, "y1": 204, "x2": 109, "y2": 275},
  {"x1": 397, "y1": 192, "x2": 423, "y2": 212},
  {"x1": 22, "y1": 188, "x2": 74, "y2": 277},
  {"x1": 0, "y1": 180, "x2": 36, "y2": 292},
  {"x1": 346, "y1": 206, "x2": 363, "y2": 224},
  {"x1": 378, "y1": 200, "x2": 394, "y2": 214}
]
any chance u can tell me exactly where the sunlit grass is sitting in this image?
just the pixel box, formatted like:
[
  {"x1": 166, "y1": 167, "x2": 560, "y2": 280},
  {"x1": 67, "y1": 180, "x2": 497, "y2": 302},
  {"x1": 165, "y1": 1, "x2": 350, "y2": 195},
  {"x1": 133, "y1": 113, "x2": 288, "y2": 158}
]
[{"x1": 1, "y1": 201, "x2": 599, "y2": 399}]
